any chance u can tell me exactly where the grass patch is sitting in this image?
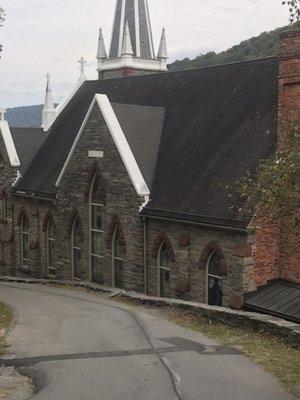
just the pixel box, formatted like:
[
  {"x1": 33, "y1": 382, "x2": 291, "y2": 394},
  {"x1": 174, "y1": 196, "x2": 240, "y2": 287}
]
[
  {"x1": 169, "y1": 310, "x2": 300, "y2": 398},
  {"x1": 0, "y1": 302, "x2": 13, "y2": 355}
]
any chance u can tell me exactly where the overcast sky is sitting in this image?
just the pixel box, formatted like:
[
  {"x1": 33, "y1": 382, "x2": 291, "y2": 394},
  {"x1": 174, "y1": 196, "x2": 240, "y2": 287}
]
[{"x1": 0, "y1": 0, "x2": 288, "y2": 108}]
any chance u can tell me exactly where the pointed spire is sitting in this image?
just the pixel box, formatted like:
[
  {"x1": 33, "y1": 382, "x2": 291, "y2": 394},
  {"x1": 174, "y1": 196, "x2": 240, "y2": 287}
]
[
  {"x1": 121, "y1": 21, "x2": 133, "y2": 56},
  {"x1": 0, "y1": 108, "x2": 6, "y2": 122},
  {"x1": 78, "y1": 57, "x2": 87, "y2": 81},
  {"x1": 42, "y1": 73, "x2": 56, "y2": 131},
  {"x1": 96, "y1": 28, "x2": 107, "y2": 59},
  {"x1": 157, "y1": 27, "x2": 168, "y2": 60}
]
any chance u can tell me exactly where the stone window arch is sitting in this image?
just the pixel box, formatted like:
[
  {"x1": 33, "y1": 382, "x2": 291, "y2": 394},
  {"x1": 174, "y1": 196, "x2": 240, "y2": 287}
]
[
  {"x1": 45, "y1": 214, "x2": 56, "y2": 275},
  {"x1": 199, "y1": 241, "x2": 227, "y2": 307},
  {"x1": 106, "y1": 215, "x2": 126, "y2": 289},
  {"x1": 0, "y1": 191, "x2": 8, "y2": 220},
  {"x1": 71, "y1": 214, "x2": 83, "y2": 280},
  {"x1": 152, "y1": 232, "x2": 175, "y2": 298},
  {"x1": 89, "y1": 171, "x2": 106, "y2": 284},
  {"x1": 20, "y1": 211, "x2": 30, "y2": 269}
]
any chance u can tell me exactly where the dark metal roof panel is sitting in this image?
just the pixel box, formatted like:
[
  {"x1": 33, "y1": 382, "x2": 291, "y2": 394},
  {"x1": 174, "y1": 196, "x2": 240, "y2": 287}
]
[{"x1": 244, "y1": 280, "x2": 300, "y2": 323}]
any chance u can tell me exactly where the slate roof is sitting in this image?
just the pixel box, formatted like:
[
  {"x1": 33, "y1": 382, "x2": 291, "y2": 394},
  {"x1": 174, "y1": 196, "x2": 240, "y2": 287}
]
[
  {"x1": 15, "y1": 57, "x2": 279, "y2": 228},
  {"x1": 244, "y1": 280, "x2": 300, "y2": 324},
  {"x1": 112, "y1": 103, "x2": 165, "y2": 188},
  {"x1": 10, "y1": 127, "x2": 47, "y2": 174}
]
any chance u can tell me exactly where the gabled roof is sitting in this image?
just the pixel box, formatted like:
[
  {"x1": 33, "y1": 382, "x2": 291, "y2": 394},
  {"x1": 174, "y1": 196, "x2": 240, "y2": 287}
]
[
  {"x1": 15, "y1": 57, "x2": 278, "y2": 227},
  {"x1": 56, "y1": 95, "x2": 153, "y2": 198},
  {"x1": 112, "y1": 103, "x2": 165, "y2": 188},
  {"x1": 10, "y1": 127, "x2": 47, "y2": 174},
  {"x1": 244, "y1": 280, "x2": 300, "y2": 324}
]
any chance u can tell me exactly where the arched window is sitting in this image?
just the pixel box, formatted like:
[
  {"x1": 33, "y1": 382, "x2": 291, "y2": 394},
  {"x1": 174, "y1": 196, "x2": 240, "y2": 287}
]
[
  {"x1": 46, "y1": 217, "x2": 55, "y2": 275},
  {"x1": 21, "y1": 213, "x2": 29, "y2": 269},
  {"x1": 112, "y1": 227, "x2": 123, "y2": 288},
  {"x1": 158, "y1": 242, "x2": 171, "y2": 297},
  {"x1": 72, "y1": 216, "x2": 83, "y2": 279},
  {"x1": 0, "y1": 154, "x2": 4, "y2": 169},
  {"x1": 90, "y1": 174, "x2": 104, "y2": 283},
  {"x1": 207, "y1": 252, "x2": 223, "y2": 306},
  {"x1": 0, "y1": 193, "x2": 10, "y2": 220}
]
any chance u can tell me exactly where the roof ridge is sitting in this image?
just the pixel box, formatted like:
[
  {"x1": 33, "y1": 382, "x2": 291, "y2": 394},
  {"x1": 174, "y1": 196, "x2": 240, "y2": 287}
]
[{"x1": 86, "y1": 56, "x2": 278, "y2": 84}]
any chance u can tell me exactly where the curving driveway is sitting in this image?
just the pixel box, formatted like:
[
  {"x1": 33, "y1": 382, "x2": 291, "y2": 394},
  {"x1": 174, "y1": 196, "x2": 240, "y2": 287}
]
[{"x1": 0, "y1": 282, "x2": 294, "y2": 400}]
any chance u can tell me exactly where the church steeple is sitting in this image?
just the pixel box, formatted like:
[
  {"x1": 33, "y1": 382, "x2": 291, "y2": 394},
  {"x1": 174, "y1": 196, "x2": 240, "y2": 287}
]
[
  {"x1": 110, "y1": 0, "x2": 155, "y2": 59},
  {"x1": 42, "y1": 73, "x2": 56, "y2": 131},
  {"x1": 96, "y1": 0, "x2": 168, "y2": 79}
]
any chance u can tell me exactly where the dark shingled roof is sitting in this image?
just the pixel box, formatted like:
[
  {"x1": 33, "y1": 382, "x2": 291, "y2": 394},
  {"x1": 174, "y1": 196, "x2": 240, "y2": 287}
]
[
  {"x1": 244, "y1": 280, "x2": 300, "y2": 324},
  {"x1": 15, "y1": 58, "x2": 279, "y2": 227},
  {"x1": 112, "y1": 103, "x2": 165, "y2": 188},
  {"x1": 10, "y1": 127, "x2": 47, "y2": 174}
]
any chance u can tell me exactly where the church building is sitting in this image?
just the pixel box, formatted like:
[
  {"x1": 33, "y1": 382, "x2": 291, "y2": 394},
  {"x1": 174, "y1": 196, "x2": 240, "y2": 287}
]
[{"x1": 0, "y1": 0, "x2": 299, "y2": 320}]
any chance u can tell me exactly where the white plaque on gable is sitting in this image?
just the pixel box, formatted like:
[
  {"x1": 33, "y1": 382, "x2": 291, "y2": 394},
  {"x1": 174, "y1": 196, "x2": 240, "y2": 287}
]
[{"x1": 88, "y1": 150, "x2": 104, "y2": 158}]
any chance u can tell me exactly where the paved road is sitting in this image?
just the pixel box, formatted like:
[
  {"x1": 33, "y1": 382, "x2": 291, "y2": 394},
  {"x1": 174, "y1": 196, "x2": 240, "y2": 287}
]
[{"x1": 0, "y1": 282, "x2": 294, "y2": 400}]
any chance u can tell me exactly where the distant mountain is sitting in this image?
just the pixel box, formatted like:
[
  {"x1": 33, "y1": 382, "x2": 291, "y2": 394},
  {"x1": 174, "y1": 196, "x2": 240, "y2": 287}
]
[
  {"x1": 6, "y1": 104, "x2": 58, "y2": 128},
  {"x1": 6, "y1": 25, "x2": 294, "y2": 127},
  {"x1": 168, "y1": 25, "x2": 293, "y2": 71}
]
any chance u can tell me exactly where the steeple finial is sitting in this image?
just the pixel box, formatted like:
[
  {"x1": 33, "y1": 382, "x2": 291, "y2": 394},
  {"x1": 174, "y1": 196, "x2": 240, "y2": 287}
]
[
  {"x1": 96, "y1": 28, "x2": 107, "y2": 60},
  {"x1": 78, "y1": 57, "x2": 87, "y2": 81},
  {"x1": 121, "y1": 21, "x2": 133, "y2": 56},
  {"x1": 42, "y1": 73, "x2": 56, "y2": 132},
  {"x1": 157, "y1": 27, "x2": 168, "y2": 60},
  {"x1": 0, "y1": 108, "x2": 6, "y2": 122}
]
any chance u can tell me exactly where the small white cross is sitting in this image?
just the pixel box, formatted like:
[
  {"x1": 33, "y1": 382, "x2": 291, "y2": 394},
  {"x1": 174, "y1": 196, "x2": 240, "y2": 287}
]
[
  {"x1": 45, "y1": 73, "x2": 51, "y2": 82},
  {"x1": 78, "y1": 57, "x2": 87, "y2": 74}
]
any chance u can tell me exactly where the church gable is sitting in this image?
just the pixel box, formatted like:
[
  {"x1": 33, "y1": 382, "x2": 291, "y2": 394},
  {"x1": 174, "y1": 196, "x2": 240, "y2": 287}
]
[{"x1": 57, "y1": 94, "x2": 154, "y2": 203}]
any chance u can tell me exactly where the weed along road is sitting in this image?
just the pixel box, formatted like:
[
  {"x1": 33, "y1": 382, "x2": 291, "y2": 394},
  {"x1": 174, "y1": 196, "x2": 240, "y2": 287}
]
[{"x1": 0, "y1": 282, "x2": 294, "y2": 400}]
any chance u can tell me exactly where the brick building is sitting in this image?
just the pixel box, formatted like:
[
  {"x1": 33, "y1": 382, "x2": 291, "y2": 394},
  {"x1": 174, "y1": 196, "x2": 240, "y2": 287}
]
[{"x1": 0, "y1": 0, "x2": 299, "y2": 320}]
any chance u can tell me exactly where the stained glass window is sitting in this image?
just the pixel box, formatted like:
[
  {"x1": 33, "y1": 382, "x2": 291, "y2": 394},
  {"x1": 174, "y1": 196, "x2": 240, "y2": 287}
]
[
  {"x1": 90, "y1": 174, "x2": 104, "y2": 284},
  {"x1": 113, "y1": 228, "x2": 123, "y2": 289},
  {"x1": 159, "y1": 242, "x2": 171, "y2": 297},
  {"x1": 47, "y1": 217, "x2": 55, "y2": 275},
  {"x1": 72, "y1": 216, "x2": 83, "y2": 279},
  {"x1": 21, "y1": 214, "x2": 29, "y2": 269},
  {"x1": 207, "y1": 251, "x2": 223, "y2": 306}
]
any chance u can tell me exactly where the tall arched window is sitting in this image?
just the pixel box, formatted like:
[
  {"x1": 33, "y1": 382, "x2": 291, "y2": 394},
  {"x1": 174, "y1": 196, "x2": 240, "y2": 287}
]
[
  {"x1": 158, "y1": 242, "x2": 171, "y2": 297},
  {"x1": 0, "y1": 193, "x2": 9, "y2": 220},
  {"x1": 112, "y1": 227, "x2": 123, "y2": 288},
  {"x1": 72, "y1": 216, "x2": 83, "y2": 279},
  {"x1": 90, "y1": 174, "x2": 104, "y2": 283},
  {"x1": 207, "y1": 252, "x2": 223, "y2": 306},
  {"x1": 47, "y1": 217, "x2": 55, "y2": 275},
  {"x1": 21, "y1": 214, "x2": 29, "y2": 269}
]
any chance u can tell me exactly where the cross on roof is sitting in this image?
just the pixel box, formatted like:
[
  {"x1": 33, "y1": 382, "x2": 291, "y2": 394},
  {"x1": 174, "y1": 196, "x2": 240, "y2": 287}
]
[
  {"x1": 78, "y1": 57, "x2": 87, "y2": 73},
  {"x1": 45, "y1": 73, "x2": 51, "y2": 81}
]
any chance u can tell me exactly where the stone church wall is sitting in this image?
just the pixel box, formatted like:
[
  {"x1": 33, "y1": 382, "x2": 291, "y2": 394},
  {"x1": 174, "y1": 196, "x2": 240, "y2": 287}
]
[{"x1": 145, "y1": 218, "x2": 248, "y2": 307}]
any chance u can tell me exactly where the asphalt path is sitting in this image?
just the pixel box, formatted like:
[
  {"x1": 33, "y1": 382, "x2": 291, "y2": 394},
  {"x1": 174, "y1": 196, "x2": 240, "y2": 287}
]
[{"x1": 0, "y1": 282, "x2": 294, "y2": 400}]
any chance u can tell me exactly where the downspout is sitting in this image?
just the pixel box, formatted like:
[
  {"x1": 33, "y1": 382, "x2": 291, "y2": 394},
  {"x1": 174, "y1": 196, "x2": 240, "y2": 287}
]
[{"x1": 143, "y1": 216, "x2": 148, "y2": 295}]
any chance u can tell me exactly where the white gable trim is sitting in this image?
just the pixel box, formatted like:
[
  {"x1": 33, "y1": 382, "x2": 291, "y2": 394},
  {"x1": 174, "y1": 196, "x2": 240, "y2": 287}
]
[
  {"x1": 0, "y1": 121, "x2": 21, "y2": 167},
  {"x1": 55, "y1": 94, "x2": 150, "y2": 198}
]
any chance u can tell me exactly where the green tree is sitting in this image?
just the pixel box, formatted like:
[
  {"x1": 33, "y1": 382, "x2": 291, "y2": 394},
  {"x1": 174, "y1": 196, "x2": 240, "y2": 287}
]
[
  {"x1": 282, "y1": 1, "x2": 300, "y2": 23},
  {"x1": 234, "y1": 126, "x2": 300, "y2": 226}
]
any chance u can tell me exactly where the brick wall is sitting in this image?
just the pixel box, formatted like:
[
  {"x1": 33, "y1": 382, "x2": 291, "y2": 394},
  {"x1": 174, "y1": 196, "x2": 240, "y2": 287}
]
[
  {"x1": 99, "y1": 68, "x2": 161, "y2": 80},
  {"x1": 252, "y1": 30, "x2": 300, "y2": 287},
  {"x1": 278, "y1": 30, "x2": 300, "y2": 283}
]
